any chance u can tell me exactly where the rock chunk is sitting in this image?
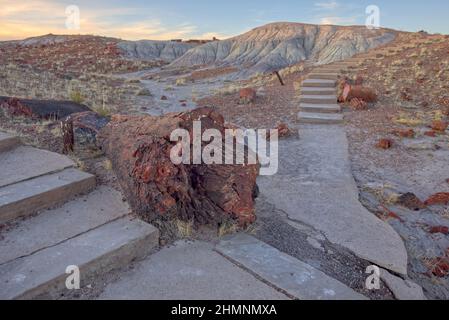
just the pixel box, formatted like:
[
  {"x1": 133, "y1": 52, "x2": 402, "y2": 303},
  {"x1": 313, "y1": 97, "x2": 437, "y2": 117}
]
[
  {"x1": 396, "y1": 193, "x2": 426, "y2": 211},
  {"x1": 239, "y1": 88, "x2": 256, "y2": 104}
]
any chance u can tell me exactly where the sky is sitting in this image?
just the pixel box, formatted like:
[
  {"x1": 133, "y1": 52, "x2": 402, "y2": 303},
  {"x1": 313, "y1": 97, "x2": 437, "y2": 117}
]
[{"x1": 1, "y1": 0, "x2": 449, "y2": 41}]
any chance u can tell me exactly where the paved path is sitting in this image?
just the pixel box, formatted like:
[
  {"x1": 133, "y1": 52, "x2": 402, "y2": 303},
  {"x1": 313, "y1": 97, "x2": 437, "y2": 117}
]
[
  {"x1": 260, "y1": 67, "x2": 409, "y2": 275},
  {"x1": 258, "y1": 127, "x2": 408, "y2": 274}
]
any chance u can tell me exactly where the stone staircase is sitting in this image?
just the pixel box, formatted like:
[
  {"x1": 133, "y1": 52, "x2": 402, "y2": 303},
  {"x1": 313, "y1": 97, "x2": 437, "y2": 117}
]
[
  {"x1": 298, "y1": 66, "x2": 343, "y2": 125},
  {"x1": 297, "y1": 44, "x2": 399, "y2": 124},
  {"x1": 0, "y1": 132, "x2": 159, "y2": 299}
]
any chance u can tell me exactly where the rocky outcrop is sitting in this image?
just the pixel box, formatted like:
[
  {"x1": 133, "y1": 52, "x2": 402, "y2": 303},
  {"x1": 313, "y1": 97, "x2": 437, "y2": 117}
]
[
  {"x1": 170, "y1": 22, "x2": 396, "y2": 74},
  {"x1": 118, "y1": 40, "x2": 195, "y2": 62}
]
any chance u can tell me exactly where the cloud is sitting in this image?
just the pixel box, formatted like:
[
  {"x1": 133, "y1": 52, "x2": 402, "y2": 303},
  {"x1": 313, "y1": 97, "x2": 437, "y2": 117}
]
[
  {"x1": 0, "y1": 0, "x2": 210, "y2": 41},
  {"x1": 314, "y1": 1, "x2": 340, "y2": 10},
  {"x1": 319, "y1": 16, "x2": 357, "y2": 25}
]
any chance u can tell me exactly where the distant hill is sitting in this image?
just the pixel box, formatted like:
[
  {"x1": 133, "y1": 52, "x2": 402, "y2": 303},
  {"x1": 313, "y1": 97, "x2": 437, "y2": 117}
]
[
  {"x1": 117, "y1": 40, "x2": 196, "y2": 62},
  {"x1": 169, "y1": 22, "x2": 397, "y2": 73},
  {"x1": 1, "y1": 22, "x2": 399, "y2": 73}
]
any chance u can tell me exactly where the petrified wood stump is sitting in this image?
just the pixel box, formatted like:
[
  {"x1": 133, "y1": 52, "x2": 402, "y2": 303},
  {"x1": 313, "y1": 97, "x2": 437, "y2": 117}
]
[{"x1": 97, "y1": 107, "x2": 260, "y2": 227}]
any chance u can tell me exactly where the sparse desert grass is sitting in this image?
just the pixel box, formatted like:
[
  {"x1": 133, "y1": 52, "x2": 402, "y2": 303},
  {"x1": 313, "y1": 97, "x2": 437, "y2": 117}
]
[
  {"x1": 218, "y1": 220, "x2": 238, "y2": 237},
  {"x1": 175, "y1": 77, "x2": 188, "y2": 86},
  {"x1": 216, "y1": 84, "x2": 241, "y2": 95},
  {"x1": 176, "y1": 219, "x2": 194, "y2": 238},
  {"x1": 92, "y1": 105, "x2": 112, "y2": 117},
  {"x1": 394, "y1": 113, "x2": 425, "y2": 126},
  {"x1": 440, "y1": 207, "x2": 449, "y2": 220},
  {"x1": 125, "y1": 78, "x2": 141, "y2": 84},
  {"x1": 103, "y1": 159, "x2": 113, "y2": 171},
  {"x1": 136, "y1": 88, "x2": 152, "y2": 96},
  {"x1": 74, "y1": 158, "x2": 87, "y2": 171},
  {"x1": 69, "y1": 90, "x2": 85, "y2": 104},
  {"x1": 279, "y1": 63, "x2": 305, "y2": 78}
]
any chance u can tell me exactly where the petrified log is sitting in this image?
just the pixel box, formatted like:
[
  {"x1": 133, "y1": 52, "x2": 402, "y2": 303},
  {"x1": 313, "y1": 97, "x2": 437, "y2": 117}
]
[
  {"x1": 340, "y1": 84, "x2": 377, "y2": 103},
  {"x1": 97, "y1": 107, "x2": 260, "y2": 227},
  {"x1": 61, "y1": 111, "x2": 110, "y2": 153},
  {"x1": 0, "y1": 96, "x2": 90, "y2": 120}
]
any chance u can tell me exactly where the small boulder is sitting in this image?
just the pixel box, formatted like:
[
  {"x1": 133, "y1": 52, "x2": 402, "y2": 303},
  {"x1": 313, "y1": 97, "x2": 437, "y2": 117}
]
[
  {"x1": 396, "y1": 193, "x2": 426, "y2": 211},
  {"x1": 239, "y1": 88, "x2": 256, "y2": 104},
  {"x1": 431, "y1": 120, "x2": 448, "y2": 132},
  {"x1": 376, "y1": 138, "x2": 393, "y2": 150}
]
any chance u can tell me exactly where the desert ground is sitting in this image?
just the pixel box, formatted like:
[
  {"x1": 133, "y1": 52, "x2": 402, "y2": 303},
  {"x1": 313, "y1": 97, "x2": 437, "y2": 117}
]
[{"x1": 0, "y1": 22, "x2": 448, "y2": 300}]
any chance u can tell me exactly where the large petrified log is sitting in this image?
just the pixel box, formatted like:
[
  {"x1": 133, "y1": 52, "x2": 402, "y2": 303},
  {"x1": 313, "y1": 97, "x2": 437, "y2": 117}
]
[
  {"x1": 0, "y1": 96, "x2": 90, "y2": 119},
  {"x1": 97, "y1": 107, "x2": 260, "y2": 227}
]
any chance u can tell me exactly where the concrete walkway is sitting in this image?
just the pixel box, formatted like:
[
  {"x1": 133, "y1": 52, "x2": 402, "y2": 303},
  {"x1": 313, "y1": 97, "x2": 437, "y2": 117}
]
[{"x1": 257, "y1": 127, "x2": 408, "y2": 274}]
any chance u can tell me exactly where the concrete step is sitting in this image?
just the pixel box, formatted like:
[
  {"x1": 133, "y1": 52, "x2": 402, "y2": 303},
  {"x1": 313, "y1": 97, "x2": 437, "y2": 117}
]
[
  {"x1": 338, "y1": 60, "x2": 362, "y2": 65},
  {"x1": 308, "y1": 73, "x2": 339, "y2": 80},
  {"x1": 302, "y1": 79, "x2": 336, "y2": 88},
  {"x1": 300, "y1": 103, "x2": 341, "y2": 113},
  {"x1": 216, "y1": 234, "x2": 367, "y2": 300},
  {"x1": 0, "y1": 146, "x2": 75, "y2": 188},
  {"x1": 312, "y1": 68, "x2": 344, "y2": 74},
  {"x1": 300, "y1": 87, "x2": 336, "y2": 95},
  {"x1": 0, "y1": 217, "x2": 159, "y2": 299},
  {"x1": 0, "y1": 132, "x2": 20, "y2": 153},
  {"x1": 298, "y1": 112, "x2": 344, "y2": 124},
  {"x1": 0, "y1": 168, "x2": 96, "y2": 223},
  {"x1": 300, "y1": 94, "x2": 337, "y2": 104},
  {"x1": 0, "y1": 186, "x2": 130, "y2": 265}
]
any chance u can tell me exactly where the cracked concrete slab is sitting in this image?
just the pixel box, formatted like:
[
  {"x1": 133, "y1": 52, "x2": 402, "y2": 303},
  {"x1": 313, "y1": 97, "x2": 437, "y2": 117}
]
[
  {"x1": 99, "y1": 241, "x2": 289, "y2": 300},
  {"x1": 257, "y1": 126, "x2": 408, "y2": 274},
  {"x1": 380, "y1": 269, "x2": 426, "y2": 300},
  {"x1": 216, "y1": 234, "x2": 367, "y2": 300}
]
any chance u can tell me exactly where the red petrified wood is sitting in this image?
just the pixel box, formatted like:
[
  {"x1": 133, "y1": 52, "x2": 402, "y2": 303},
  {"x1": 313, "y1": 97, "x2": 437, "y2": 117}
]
[
  {"x1": 239, "y1": 88, "x2": 257, "y2": 104},
  {"x1": 424, "y1": 192, "x2": 449, "y2": 206},
  {"x1": 98, "y1": 107, "x2": 260, "y2": 227}
]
